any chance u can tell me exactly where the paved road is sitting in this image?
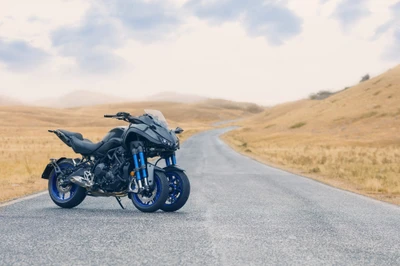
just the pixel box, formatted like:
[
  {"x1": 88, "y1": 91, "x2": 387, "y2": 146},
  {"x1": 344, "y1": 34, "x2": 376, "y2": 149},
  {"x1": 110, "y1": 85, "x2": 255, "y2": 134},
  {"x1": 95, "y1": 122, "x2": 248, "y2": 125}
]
[{"x1": 1, "y1": 128, "x2": 400, "y2": 265}]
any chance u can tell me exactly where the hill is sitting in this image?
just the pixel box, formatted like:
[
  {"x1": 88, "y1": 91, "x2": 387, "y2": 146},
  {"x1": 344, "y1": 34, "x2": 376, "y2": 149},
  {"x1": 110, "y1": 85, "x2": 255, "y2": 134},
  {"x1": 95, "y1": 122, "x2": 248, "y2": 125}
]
[
  {"x1": 0, "y1": 95, "x2": 23, "y2": 106},
  {"x1": 0, "y1": 99, "x2": 263, "y2": 127},
  {"x1": 34, "y1": 90, "x2": 129, "y2": 108},
  {"x1": 224, "y1": 65, "x2": 400, "y2": 204},
  {"x1": 32, "y1": 90, "x2": 209, "y2": 108},
  {"x1": 145, "y1": 91, "x2": 207, "y2": 103}
]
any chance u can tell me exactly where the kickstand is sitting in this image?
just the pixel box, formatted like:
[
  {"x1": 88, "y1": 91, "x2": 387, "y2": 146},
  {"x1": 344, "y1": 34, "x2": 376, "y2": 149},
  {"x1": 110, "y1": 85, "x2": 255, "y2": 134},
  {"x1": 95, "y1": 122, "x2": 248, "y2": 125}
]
[{"x1": 115, "y1": 197, "x2": 125, "y2": 210}]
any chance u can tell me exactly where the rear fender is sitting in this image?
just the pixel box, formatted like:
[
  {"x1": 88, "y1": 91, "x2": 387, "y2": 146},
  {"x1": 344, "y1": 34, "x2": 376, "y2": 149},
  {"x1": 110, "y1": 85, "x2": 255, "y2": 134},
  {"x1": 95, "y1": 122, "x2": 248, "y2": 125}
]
[{"x1": 41, "y1": 158, "x2": 80, "y2": 179}]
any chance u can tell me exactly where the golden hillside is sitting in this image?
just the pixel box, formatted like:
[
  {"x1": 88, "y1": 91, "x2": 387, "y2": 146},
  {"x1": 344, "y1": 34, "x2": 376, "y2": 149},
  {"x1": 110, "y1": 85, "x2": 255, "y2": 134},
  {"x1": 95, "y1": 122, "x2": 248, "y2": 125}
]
[
  {"x1": 225, "y1": 65, "x2": 400, "y2": 204},
  {"x1": 0, "y1": 99, "x2": 262, "y2": 127},
  {"x1": 0, "y1": 99, "x2": 263, "y2": 202},
  {"x1": 243, "y1": 65, "x2": 400, "y2": 140}
]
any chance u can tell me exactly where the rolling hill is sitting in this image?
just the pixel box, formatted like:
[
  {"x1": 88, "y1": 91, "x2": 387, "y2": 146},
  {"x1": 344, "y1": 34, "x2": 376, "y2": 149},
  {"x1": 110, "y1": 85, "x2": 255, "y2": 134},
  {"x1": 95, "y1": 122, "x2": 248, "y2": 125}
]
[
  {"x1": 32, "y1": 90, "x2": 210, "y2": 108},
  {"x1": 145, "y1": 91, "x2": 207, "y2": 103},
  {"x1": 0, "y1": 99, "x2": 263, "y2": 127},
  {"x1": 0, "y1": 95, "x2": 23, "y2": 106},
  {"x1": 224, "y1": 64, "x2": 400, "y2": 204},
  {"x1": 230, "y1": 64, "x2": 400, "y2": 141},
  {"x1": 33, "y1": 90, "x2": 129, "y2": 108}
]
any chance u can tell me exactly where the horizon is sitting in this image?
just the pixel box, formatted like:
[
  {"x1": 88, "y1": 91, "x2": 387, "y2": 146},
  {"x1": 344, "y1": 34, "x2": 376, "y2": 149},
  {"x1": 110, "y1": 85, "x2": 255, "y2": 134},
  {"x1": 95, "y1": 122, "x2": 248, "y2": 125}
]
[
  {"x1": 0, "y1": 89, "x2": 274, "y2": 107},
  {"x1": 0, "y1": 0, "x2": 399, "y2": 105}
]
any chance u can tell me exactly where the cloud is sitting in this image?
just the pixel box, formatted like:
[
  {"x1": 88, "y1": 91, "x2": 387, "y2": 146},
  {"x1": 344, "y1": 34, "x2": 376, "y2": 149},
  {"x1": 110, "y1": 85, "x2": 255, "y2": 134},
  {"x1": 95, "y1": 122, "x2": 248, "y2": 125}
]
[
  {"x1": 51, "y1": 0, "x2": 181, "y2": 73},
  {"x1": 185, "y1": 0, "x2": 302, "y2": 45},
  {"x1": 27, "y1": 16, "x2": 49, "y2": 23},
  {"x1": 374, "y1": 22, "x2": 393, "y2": 39},
  {"x1": 0, "y1": 39, "x2": 48, "y2": 71},
  {"x1": 244, "y1": 3, "x2": 303, "y2": 45},
  {"x1": 373, "y1": 1, "x2": 400, "y2": 38},
  {"x1": 383, "y1": 29, "x2": 400, "y2": 61},
  {"x1": 186, "y1": 0, "x2": 247, "y2": 23},
  {"x1": 51, "y1": 9, "x2": 125, "y2": 73},
  {"x1": 373, "y1": 1, "x2": 400, "y2": 61},
  {"x1": 105, "y1": 0, "x2": 180, "y2": 40},
  {"x1": 393, "y1": 1, "x2": 400, "y2": 13},
  {"x1": 333, "y1": 0, "x2": 370, "y2": 29}
]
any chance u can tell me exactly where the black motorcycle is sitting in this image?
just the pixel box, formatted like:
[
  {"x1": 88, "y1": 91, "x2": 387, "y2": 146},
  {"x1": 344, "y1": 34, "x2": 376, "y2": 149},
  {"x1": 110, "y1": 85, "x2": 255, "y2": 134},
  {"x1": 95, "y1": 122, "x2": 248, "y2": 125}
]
[{"x1": 41, "y1": 110, "x2": 190, "y2": 212}]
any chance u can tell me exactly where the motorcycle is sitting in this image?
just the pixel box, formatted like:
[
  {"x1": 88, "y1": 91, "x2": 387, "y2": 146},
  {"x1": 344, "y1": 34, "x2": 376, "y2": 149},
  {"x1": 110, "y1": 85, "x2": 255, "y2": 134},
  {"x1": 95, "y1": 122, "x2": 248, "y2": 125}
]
[{"x1": 41, "y1": 110, "x2": 190, "y2": 213}]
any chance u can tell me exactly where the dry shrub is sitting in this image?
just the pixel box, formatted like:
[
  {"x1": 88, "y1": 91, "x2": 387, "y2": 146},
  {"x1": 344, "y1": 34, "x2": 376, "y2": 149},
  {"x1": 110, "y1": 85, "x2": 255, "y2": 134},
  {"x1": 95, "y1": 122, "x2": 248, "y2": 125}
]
[{"x1": 290, "y1": 122, "x2": 307, "y2": 129}]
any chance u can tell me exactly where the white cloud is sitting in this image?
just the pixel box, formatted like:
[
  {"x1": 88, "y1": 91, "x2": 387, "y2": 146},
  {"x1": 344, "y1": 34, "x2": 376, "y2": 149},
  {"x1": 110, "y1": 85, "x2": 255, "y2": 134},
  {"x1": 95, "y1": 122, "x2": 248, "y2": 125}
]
[{"x1": 0, "y1": 0, "x2": 398, "y2": 105}]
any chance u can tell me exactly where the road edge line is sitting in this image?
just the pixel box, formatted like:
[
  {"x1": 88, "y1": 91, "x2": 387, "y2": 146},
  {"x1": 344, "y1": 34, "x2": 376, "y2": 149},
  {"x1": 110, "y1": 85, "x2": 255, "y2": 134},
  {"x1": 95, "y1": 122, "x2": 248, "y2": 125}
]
[{"x1": 0, "y1": 191, "x2": 47, "y2": 208}]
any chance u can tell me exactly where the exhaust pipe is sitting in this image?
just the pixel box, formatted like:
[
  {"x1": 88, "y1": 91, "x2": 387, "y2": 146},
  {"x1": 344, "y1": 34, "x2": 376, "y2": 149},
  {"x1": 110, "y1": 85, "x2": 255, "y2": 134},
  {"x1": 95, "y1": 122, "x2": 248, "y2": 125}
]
[{"x1": 70, "y1": 176, "x2": 93, "y2": 188}]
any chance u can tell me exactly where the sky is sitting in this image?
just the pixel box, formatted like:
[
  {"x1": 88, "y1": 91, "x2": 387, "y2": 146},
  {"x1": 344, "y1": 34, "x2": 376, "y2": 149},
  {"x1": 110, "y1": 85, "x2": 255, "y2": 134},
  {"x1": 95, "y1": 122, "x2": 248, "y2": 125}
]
[{"x1": 0, "y1": 0, "x2": 399, "y2": 105}]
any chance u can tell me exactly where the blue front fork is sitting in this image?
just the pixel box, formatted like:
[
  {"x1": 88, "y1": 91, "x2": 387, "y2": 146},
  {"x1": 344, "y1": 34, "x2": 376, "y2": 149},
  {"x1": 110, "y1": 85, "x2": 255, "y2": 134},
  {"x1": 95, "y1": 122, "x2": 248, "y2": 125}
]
[
  {"x1": 133, "y1": 150, "x2": 148, "y2": 189},
  {"x1": 165, "y1": 153, "x2": 177, "y2": 166},
  {"x1": 133, "y1": 153, "x2": 142, "y2": 180}
]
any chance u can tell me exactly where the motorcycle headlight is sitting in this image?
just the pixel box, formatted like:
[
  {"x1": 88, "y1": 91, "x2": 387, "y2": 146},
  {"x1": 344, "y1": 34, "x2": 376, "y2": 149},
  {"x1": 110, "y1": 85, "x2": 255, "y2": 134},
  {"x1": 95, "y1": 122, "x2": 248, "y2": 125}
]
[{"x1": 159, "y1": 137, "x2": 172, "y2": 146}]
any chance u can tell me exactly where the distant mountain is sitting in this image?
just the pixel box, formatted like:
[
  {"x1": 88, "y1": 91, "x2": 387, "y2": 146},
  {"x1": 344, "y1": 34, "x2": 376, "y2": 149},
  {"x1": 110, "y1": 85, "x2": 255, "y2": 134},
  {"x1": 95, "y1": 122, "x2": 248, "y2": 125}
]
[
  {"x1": 145, "y1": 91, "x2": 208, "y2": 103},
  {"x1": 3, "y1": 90, "x2": 212, "y2": 108},
  {"x1": 0, "y1": 95, "x2": 23, "y2": 106},
  {"x1": 34, "y1": 90, "x2": 128, "y2": 108}
]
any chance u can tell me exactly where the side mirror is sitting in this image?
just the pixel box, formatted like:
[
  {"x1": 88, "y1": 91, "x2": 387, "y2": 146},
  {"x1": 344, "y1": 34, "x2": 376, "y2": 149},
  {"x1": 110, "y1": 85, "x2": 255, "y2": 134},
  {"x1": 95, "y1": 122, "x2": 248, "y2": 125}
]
[{"x1": 174, "y1": 127, "x2": 184, "y2": 134}]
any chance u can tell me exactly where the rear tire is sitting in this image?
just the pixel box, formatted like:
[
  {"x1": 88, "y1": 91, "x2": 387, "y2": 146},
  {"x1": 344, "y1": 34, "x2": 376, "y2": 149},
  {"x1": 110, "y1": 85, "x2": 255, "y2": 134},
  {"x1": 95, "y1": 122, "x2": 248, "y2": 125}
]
[
  {"x1": 130, "y1": 170, "x2": 169, "y2": 213},
  {"x1": 48, "y1": 159, "x2": 86, "y2": 209},
  {"x1": 161, "y1": 170, "x2": 190, "y2": 212}
]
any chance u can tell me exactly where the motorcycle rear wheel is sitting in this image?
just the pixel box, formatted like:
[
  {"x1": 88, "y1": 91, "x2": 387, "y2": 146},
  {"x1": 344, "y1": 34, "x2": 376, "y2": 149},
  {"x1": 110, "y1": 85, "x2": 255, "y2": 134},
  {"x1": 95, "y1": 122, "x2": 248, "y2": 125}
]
[{"x1": 48, "y1": 159, "x2": 87, "y2": 208}]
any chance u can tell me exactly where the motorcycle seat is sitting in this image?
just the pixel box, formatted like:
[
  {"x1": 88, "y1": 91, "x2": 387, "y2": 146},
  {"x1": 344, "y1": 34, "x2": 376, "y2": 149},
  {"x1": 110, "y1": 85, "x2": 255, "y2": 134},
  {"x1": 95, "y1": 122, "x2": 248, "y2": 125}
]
[
  {"x1": 69, "y1": 136, "x2": 104, "y2": 155},
  {"x1": 58, "y1": 129, "x2": 84, "y2": 140}
]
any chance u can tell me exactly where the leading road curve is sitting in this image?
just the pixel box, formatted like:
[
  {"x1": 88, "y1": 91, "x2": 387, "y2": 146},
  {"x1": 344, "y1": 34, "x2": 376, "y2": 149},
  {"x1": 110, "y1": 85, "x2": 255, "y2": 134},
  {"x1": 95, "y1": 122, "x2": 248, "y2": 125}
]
[{"x1": 1, "y1": 128, "x2": 399, "y2": 265}]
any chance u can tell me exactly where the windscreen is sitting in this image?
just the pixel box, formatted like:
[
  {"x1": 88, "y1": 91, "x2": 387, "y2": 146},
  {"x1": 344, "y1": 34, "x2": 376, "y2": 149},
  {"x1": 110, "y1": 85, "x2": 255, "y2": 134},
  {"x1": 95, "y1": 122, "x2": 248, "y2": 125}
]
[{"x1": 144, "y1": 109, "x2": 169, "y2": 128}]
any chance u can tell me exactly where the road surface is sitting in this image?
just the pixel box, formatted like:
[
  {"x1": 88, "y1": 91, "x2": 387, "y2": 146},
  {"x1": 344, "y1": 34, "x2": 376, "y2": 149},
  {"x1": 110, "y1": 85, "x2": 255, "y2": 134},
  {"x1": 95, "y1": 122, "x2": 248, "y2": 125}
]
[{"x1": 1, "y1": 128, "x2": 399, "y2": 265}]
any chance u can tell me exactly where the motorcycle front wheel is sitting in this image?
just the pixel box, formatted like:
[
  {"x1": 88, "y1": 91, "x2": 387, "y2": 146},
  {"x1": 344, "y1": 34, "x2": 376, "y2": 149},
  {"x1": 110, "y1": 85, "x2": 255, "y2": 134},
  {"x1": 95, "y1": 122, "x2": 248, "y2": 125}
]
[
  {"x1": 161, "y1": 170, "x2": 190, "y2": 212},
  {"x1": 130, "y1": 170, "x2": 169, "y2": 213}
]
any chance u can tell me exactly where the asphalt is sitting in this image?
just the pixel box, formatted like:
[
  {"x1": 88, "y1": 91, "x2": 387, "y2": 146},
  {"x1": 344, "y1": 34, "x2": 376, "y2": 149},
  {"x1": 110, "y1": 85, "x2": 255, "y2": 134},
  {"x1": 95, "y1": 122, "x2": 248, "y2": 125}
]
[{"x1": 1, "y1": 127, "x2": 399, "y2": 266}]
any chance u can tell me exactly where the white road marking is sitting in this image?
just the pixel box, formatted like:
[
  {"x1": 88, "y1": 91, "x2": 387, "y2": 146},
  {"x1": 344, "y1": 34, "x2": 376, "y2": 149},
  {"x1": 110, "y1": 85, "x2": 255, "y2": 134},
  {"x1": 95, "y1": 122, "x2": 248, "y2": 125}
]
[{"x1": 0, "y1": 191, "x2": 47, "y2": 208}]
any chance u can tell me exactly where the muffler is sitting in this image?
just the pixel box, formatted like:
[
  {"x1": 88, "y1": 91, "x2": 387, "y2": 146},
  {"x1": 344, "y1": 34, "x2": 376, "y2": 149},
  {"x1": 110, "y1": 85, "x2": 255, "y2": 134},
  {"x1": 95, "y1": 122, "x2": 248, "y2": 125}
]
[{"x1": 70, "y1": 176, "x2": 93, "y2": 188}]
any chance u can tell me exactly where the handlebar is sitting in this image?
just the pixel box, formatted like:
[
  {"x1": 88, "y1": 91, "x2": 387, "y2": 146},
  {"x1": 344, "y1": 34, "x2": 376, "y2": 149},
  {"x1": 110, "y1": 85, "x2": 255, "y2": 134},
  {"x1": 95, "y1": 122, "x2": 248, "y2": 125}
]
[
  {"x1": 104, "y1": 112, "x2": 131, "y2": 118},
  {"x1": 104, "y1": 112, "x2": 142, "y2": 124}
]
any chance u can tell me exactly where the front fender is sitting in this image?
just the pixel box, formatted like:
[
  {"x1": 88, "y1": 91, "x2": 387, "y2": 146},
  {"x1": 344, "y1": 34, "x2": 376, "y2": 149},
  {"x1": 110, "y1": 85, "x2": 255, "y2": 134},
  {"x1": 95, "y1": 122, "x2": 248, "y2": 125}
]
[
  {"x1": 163, "y1": 165, "x2": 185, "y2": 173},
  {"x1": 147, "y1": 163, "x2": 165, "y2": 187}
]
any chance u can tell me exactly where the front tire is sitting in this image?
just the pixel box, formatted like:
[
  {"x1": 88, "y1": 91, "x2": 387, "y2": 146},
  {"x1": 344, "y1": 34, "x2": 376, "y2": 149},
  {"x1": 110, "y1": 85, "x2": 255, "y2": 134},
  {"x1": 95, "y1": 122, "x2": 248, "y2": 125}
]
[
  {"x1": 161, "y1": 170, "x2": 190, "y2": 212},
  {"x1": 48, "y1": 159, "x2": 87, "y2": 209},
  {"x1": 130, "y1": 170, "x2": 169, "y2": 213}
]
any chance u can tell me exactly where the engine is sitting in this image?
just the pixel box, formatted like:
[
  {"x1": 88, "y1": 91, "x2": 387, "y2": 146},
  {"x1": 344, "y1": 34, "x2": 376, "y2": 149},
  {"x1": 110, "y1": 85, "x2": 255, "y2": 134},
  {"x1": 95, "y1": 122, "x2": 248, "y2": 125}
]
[{"x1": 94, "y1": 148, "x2": 130, "y2": 192}]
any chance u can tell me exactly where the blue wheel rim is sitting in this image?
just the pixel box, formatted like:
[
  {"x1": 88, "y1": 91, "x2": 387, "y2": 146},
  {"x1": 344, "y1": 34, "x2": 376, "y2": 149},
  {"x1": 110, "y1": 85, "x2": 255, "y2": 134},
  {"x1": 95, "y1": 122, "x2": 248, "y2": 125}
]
[
  {"x1": 50, "y1": 163, "x2": 78, "y2": 202},
  {"x1": 165, "y1": 172, "x2": 183, "y2": 205},
  {"x1": 133, "y1": 174, "x2": 162, "y2": 207}
]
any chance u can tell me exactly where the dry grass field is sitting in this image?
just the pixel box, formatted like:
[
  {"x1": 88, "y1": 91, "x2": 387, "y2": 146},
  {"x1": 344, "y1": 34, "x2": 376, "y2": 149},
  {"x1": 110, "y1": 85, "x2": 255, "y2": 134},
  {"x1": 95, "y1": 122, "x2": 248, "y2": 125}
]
[
  {"x1": 0, "y1": 99, "x2": 263, "y2": 202},
  {"x1": 224, "y1": 65, "x2": 400, "y2": 205}
]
